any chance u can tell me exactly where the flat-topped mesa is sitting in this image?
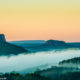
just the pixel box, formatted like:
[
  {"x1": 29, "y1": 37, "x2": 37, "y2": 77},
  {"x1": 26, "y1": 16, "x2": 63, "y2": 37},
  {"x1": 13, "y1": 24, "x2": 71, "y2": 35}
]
[
  {"x1": 0, "y1": 34, "x2": 6, "y2": 43},
  {"x1": 46, "y1": 39, "x2": 67, "y2": 46}
]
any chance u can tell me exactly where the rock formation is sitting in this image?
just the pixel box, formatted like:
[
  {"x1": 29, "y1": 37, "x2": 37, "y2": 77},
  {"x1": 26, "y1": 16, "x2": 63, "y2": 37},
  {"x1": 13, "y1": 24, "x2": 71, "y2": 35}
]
[
  {"x1": 0, "y1": 34, "x2": 28, "y2": 55},
  {"x1": 46, "y1": 39, "x2": 67, "y2": 46},
  {"x1": 0, "y1": 34, "x2": 6, "y2": 43}
]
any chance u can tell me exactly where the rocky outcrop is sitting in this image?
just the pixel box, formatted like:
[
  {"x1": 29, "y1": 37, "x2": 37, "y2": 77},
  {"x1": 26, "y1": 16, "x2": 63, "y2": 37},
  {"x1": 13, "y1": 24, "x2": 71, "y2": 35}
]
[
  {"x1": 0, "y1": 34, "x2": 6, "y2": 43},
  {"x1": 0, "y1": 34, "x2": 28, "y2": 55}
]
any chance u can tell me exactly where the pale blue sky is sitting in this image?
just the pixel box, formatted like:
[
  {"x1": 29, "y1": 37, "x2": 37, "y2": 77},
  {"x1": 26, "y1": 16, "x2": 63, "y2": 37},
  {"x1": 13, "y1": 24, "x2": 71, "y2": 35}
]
[
  {"x1": 0, "y1": 0, "x2": 80, "y2": 5},
  {"x1": 0, "y1": 0, "x2": 80, "y2": 9}
]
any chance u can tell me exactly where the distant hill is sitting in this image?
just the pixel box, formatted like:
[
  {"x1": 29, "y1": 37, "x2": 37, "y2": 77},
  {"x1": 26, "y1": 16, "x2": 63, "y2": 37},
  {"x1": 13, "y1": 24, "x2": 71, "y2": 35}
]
[
  {"x1": 67, "y1": 42, "x2": 80, "y2": 47},
  {"x1": 10, "y1": 40, "x2": 46, "y2": 44},
  {"x1": 44, "y1": 40, "x2": 70, "y2": 48},
  {"x1": 35, "y1": 39, "x2": 73, "y2": 51},
  {"x1": 9, "y1": 39, "x2": 74, "y2": 52},
  {"x1": 10, "y1": 40, "x2": 46, "y2": 47},
  {"x1": 0, "y1": 34, "x2": 28, "y2": 55}
]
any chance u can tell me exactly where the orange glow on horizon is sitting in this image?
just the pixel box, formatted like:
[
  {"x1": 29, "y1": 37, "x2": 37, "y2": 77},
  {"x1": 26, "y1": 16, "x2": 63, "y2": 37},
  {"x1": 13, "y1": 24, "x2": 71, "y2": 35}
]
[{"x1": 0, "y1": 0, "x2": 80, "y2": 42}]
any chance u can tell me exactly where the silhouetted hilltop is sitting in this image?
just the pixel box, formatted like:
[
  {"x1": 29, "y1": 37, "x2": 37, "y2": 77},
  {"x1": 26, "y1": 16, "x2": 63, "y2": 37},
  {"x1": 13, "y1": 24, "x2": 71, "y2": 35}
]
[
  {"x1": 46, "y1": 40, "x2": 67, "y2": 46},
  {"x1": 0, "y1": 34, "x2": 6, "y2": 43},
  {"x1": 0, "y1": 34, "x2": 28, "y2": 55},
  {"x1": 42, "y1": 39, "x2": 72, "y2": 49}
]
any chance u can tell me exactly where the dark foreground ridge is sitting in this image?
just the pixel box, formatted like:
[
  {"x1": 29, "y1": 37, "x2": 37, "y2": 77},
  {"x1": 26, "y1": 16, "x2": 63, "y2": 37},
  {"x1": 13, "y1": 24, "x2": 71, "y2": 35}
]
[
  {"x1": 0, "y1": 34, "x2": 28, "y2": 55},
  {"x1": 0, "y1": 67, "x2": 80, "y2": 80},
  {"x1": 59, "y1": 57, "x2": 80, "y2": 68}
]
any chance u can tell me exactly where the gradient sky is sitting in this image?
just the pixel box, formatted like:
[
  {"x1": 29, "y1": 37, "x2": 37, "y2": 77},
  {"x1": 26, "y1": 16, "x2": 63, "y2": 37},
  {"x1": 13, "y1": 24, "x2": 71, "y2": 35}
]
[{"x1": 0, "y1": 0, "x2": 80, "y2": 42}]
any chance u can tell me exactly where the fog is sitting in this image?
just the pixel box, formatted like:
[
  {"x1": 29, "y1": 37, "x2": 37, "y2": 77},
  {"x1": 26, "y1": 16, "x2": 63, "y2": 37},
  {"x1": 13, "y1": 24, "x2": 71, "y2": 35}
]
[{"x1": 0, "y1": 49, "x2": 80, "y2": 73}]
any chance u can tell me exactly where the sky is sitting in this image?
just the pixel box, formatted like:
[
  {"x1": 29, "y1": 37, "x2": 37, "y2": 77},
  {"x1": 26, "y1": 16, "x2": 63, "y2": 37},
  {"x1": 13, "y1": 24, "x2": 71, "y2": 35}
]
[{"x1": 0, "y1": 0, "x2": 80, "y2": 42}]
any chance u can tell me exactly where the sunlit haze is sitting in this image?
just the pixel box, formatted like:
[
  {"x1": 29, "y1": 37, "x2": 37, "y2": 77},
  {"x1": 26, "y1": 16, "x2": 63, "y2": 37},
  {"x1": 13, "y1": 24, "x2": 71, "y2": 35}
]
[{"x1": 0, "y1": 0, "x2": 80, "y2": 42}]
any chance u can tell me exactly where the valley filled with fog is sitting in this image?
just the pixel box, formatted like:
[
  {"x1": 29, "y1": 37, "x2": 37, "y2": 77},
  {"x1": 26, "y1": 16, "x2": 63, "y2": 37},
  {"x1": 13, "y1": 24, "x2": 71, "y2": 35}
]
[{"x1": 0, "y1": 49, "x2": 80, "y2": 73}]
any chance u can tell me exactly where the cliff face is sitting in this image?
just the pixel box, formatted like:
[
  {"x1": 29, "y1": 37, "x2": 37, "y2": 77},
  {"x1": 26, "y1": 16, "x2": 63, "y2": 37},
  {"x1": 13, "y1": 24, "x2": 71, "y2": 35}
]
[
  {"x1": 0, "y1": 34, "x2": 28, "y2": 55},
  {"x1": 0, "y1": 34, "x2": 6, "y2": 43}
]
